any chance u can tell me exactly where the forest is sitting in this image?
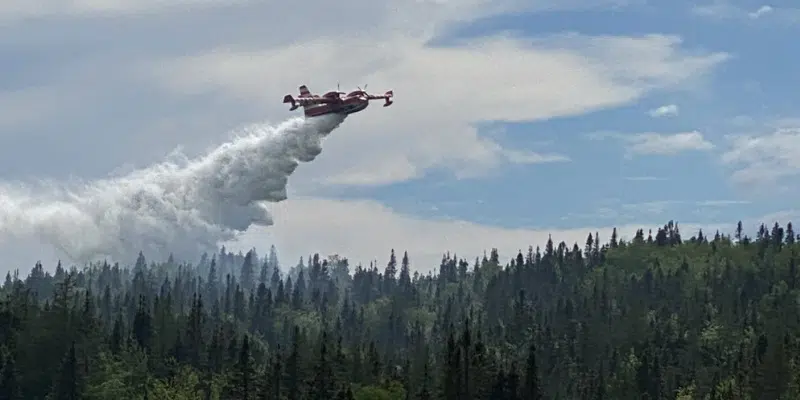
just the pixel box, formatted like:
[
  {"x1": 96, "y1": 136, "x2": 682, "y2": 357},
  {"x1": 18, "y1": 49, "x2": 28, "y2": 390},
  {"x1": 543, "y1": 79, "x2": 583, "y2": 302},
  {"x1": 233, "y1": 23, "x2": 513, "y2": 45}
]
[{"x1": 1, "y1": 220, "x2": 800, "y2": 399}]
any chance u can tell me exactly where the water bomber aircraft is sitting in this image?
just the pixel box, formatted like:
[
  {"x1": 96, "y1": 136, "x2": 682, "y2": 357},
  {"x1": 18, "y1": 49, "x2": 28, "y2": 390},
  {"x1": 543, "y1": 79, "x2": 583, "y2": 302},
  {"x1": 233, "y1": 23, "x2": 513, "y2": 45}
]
[{"x1": 283, "y1": 84, "x2": 394, "y2": 117}]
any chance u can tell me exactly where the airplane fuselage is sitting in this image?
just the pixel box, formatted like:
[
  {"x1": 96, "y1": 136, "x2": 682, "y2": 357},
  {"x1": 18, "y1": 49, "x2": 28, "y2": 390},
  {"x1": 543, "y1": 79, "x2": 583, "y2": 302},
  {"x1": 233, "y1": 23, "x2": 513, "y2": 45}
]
[
  {"x1": 303, "y1": 96, "x2": 369, "y2": 118},
  {"x1": 283, "y1": 84, "x2": 392, "y2": 117}
]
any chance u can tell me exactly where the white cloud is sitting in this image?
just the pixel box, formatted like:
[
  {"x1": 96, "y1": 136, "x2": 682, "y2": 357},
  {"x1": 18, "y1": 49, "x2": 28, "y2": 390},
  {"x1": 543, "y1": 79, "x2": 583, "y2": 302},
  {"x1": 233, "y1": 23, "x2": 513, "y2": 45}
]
[
  {"x1": 220, "y1": 197, "x2": 798, "y2": 273},
  {"x1": 0, "y1": 88, "x2": 57, "y2": 131},
  {"x1": 321, "y1": 155, "x2": 419, "y2": 187},
  {"x1": 624, "y1": 199, "x2": 747, "y2": 213},
  {"x1": 749, "y1": 5, "x2": 773, "y2": 18},
  {"x1": 560, "y1": 207, "x2": 619, "y2": 222},
  {"x1": 693, "y1": 2, "x2": 799, "y2": 23},
  {"x1": 7, "y1": 194, "x2": 785, "y2": 274},
  {"x1": 503, "y1": 150, "x2": 570, "y2": 164},
  {"x1": 622, "y1": 200, "x2": 680, "y2": 215},
  {"x1": 648, "y1": 104, "x2": 679, "y2": 117},
  {"x1": 770, "y1": 118, "x2": 800, "y2": 129},
  {"x1": 0, "y1": 0, "x2": 253, "y2": 20},
  {"x1": 696, "y1": 200, "x2": 750, "y2": 206},
  {"x1": 593, "y1": 131, "x2": 715, "y2": 156},
  {"x1": 691, "y1": 1, "x2": 742, "y2": 18},
  {"x1": 721, "y1": 127, "x2": 800, "y2": 187},
  {"x1": 223, "y1": 197, "x2": 670, "y2": 273},
  {"x1": 561, "y1": 199, "x2": 751, "y2": 223},
  {"x1": 149, "y1": 31, "x2": 727, "y2": 187},
  {"x1": 626, "y1": 131, "x2": 714, "y2": 155},
  {"x1": 0, "y1": 0, "x2": 729, "y2": 188}
]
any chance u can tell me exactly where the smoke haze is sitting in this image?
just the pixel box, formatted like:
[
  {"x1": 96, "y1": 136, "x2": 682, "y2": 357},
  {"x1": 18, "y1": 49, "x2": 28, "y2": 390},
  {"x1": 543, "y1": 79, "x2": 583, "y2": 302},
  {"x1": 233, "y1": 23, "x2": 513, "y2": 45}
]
[{"x1": 0, "y1": 114, "x2": 346, "y2": 265}]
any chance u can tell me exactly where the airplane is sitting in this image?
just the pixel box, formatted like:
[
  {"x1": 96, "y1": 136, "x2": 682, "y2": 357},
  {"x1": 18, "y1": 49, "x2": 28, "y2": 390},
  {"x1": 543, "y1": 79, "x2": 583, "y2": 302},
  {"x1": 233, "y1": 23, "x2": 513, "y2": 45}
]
[{"x1": 282, "y1": 84, "x2": 393, "y2": 117}]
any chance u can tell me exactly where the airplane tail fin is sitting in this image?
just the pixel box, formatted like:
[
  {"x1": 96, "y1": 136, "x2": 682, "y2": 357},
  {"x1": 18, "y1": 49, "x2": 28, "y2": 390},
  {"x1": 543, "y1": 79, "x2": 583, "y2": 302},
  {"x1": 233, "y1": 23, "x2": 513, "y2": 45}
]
[
  {"x1": 283, "y1": 94, "x2": 299, "y2": 110},
  {"x1": 383, "y1": 90, "x2": 393, "y2": 107},
  {"x1": 299, "y1": 85, "x2": 311, "y2": 96}
]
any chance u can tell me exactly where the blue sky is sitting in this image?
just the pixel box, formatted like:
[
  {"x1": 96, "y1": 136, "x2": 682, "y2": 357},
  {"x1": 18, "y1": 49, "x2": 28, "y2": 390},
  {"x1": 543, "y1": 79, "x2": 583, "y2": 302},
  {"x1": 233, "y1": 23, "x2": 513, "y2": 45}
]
[
  {"x1": 332, "y1": 1, "x2": 799, "y2": 230},
  {"x1": 0, "y1": 0, "x2": 798, "y2": 272}
]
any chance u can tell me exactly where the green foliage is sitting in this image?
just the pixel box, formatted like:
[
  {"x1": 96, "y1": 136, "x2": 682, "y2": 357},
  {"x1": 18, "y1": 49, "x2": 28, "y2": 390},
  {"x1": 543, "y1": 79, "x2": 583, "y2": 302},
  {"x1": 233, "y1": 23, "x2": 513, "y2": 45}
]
[
  {"x1": 83, "y1": 349, "x2": 150, "y2": 399},
  {"x1": 147, "y1": 366, "x2": 206, "y2": 399},
  {"x1": 352, "y1": 381, "x2": 405, "y2": 400},
  {"x1": 1, "y1": 221, "x2": 800, "y2": 398}
]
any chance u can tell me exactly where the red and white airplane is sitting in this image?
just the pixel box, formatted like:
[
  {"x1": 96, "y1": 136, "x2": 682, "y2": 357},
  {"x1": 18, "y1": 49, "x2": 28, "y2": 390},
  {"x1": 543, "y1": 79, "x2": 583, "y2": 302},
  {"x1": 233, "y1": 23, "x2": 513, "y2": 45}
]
[{"x1": 283, "y1": 84, "x2": 393, "y2": 117}]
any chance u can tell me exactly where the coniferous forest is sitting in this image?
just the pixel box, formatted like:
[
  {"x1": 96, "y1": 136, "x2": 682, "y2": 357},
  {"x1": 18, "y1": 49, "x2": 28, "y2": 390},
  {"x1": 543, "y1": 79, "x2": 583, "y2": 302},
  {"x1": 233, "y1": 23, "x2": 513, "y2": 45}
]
[{"x1": 2, "y1": 220, "x2": 800, "y2": 399}]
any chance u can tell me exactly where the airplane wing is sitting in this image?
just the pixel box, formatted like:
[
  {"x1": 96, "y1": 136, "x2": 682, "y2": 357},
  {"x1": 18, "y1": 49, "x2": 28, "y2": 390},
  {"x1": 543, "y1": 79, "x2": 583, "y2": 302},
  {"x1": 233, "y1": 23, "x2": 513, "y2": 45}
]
[
  {"x1": 295, "y1": 96, "x2": 339, "y2": 105},
  {"x1": 366, "y1": 90, "x2": 393, "y2": 107},
  {"x1": 365, "y1": 90, "x2": 393, "y2": 100},
  {"x1": 283, "y1": 94, "x2": 339, "y2": 110}
]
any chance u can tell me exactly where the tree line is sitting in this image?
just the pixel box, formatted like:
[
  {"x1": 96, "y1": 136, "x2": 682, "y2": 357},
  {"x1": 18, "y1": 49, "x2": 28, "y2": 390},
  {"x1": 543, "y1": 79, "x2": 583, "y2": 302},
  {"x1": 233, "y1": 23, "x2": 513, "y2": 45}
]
[{"x1": 1, "y1": 220, "x2": 799, "y2": 399}]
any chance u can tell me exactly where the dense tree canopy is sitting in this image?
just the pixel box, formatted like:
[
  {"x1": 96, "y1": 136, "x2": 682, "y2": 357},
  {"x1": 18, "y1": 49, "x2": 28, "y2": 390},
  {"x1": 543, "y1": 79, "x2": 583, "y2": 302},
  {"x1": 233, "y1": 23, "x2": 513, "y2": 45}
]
[{"x1": 1, "y1": 221, "x2": 800, "y2": 399}]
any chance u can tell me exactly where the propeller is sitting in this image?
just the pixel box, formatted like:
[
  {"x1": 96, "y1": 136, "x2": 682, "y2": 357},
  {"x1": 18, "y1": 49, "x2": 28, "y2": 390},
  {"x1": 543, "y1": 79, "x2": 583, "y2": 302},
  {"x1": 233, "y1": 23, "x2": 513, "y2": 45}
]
[{"x1": 356, "y1": 84, "x2": 369, "y2": 98}]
